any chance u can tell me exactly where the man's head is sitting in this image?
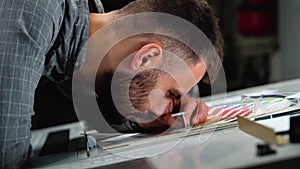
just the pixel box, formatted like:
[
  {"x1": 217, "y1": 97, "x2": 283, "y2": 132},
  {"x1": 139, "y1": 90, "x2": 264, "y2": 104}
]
[{"x1": 94, "y1": 0, "x2": 224, "y2": 132}]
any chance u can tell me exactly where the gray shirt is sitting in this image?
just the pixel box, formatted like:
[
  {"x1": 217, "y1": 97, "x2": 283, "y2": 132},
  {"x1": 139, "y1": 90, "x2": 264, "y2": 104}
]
[{"x1": 0, "y1": 0, "x2": 103, "y2": 168}]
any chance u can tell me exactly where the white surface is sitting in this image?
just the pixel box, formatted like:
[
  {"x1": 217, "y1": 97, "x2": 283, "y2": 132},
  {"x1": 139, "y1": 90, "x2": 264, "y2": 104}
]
[
  {"x1": 30, "y1": 79, "x2": 300, "y2": 169},
  {"x1": 257, "y1": 116, "x2": 290, "y2": 133},
  {"x1": 205, "y1": 89, "x2": 278, "y2": 106}
]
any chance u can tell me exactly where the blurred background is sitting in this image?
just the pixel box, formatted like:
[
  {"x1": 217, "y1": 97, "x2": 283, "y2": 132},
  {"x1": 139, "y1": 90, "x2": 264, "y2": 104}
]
[{"x1": 32, "y1": 0, "x2": 300, "y2": 129}]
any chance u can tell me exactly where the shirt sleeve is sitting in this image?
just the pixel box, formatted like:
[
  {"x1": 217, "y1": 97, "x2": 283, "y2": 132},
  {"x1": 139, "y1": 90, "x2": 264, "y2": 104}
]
[{"x1": 0, "y1": 0, "x2": 64, "y2": 168}]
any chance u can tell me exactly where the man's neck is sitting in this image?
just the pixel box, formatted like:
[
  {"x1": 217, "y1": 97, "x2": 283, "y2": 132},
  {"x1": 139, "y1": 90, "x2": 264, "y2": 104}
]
[{"x1": 89, "y1": 11, "x2": 118, "y2": 37}]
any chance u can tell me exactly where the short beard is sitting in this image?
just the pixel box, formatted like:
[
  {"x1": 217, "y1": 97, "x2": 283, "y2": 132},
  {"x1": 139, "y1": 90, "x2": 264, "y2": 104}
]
[{"x1": 95, "y1": 68, "x2": 161, "y2": 125}]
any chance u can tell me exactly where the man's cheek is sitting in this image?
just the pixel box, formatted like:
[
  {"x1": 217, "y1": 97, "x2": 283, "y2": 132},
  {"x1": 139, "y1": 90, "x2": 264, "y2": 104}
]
[{"x1": 148, "y1": 89, "x2": 168, "y2": 117}]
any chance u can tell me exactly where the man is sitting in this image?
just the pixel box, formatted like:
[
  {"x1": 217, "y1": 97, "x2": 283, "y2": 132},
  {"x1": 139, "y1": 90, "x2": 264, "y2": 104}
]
[
  {"x1": 89, "y1": 1, "x2": 224, "y2": 132},
  {"x1": 0, "y1": 0, "x2": 223, "y2": 168}
]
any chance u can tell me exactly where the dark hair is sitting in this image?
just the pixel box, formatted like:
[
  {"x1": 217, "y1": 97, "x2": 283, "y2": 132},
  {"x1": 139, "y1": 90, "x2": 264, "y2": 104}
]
[{"x1": 119, "y1": 0, "x2": 224, "y2": 83}]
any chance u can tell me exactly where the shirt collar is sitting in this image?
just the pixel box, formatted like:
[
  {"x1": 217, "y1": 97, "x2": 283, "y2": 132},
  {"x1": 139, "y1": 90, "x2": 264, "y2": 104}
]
[{"x1": 88, "y1": 0, "x2": 105, "y2": 13}]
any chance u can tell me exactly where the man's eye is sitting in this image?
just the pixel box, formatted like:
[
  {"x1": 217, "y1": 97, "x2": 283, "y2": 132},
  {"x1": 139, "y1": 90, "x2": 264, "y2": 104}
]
[{"x1": 166, "y1": 90, "x2": 181, "y2": 100}]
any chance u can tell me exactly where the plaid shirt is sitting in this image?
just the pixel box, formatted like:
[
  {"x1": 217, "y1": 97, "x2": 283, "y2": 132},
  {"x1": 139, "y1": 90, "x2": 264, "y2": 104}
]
[{"x1": 0, "y1": 0, "x2": 103, "y2": 168}]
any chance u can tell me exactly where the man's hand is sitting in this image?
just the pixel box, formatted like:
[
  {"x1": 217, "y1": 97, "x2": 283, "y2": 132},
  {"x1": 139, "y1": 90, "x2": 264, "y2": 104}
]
[
  {"x1": 166, "y1": 95, "x2": 209, "y2": 128},
  {"x1": 181, "y1": 96, "x2": 209, "y2": 126}
]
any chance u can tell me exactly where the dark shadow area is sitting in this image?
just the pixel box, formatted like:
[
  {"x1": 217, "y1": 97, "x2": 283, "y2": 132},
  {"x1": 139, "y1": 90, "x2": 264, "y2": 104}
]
[
  {"x1": 243, "y1": 156, "x2": 300, "y2": 169},
  {"x1": 39, "y1": 129, "x2": 86, "y2": 156},
  {"x1": 93, "y1": 158, "x2": 157, "y2": 169},
  {"x1": 32, "y1": 77, "x2": 78, "y2": 129},
  {"x1": 101, "y1": 0, "x2": 135, "y2": 12}
]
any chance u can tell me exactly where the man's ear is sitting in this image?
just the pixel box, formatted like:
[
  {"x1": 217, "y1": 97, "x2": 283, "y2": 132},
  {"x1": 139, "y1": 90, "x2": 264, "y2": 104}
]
[{"x1": 130, "y1": 43, "x2": 162, "y2": 70}]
